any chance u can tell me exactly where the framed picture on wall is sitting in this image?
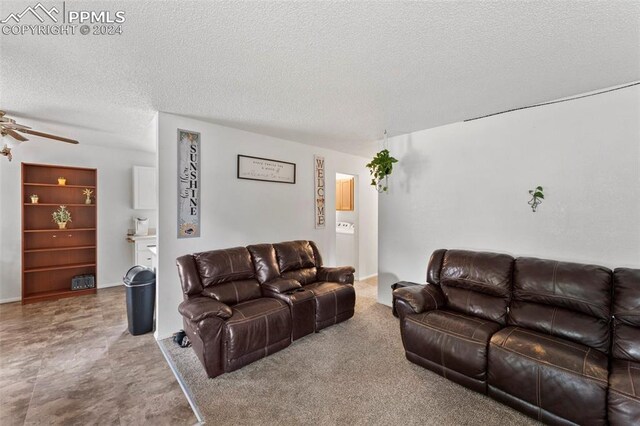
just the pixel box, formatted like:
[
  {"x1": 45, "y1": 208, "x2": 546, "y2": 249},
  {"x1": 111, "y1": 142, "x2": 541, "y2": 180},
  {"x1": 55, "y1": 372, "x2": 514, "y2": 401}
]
[{"x1": 237, "y1": 155, "x2": 296, "y2": 184}]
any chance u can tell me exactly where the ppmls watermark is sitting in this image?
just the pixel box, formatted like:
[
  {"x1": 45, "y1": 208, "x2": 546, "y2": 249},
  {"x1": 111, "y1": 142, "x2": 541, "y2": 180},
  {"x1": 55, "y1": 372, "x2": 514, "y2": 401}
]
[{"x1": 1, "y1": 2, "x2": 125, "y2": 36}]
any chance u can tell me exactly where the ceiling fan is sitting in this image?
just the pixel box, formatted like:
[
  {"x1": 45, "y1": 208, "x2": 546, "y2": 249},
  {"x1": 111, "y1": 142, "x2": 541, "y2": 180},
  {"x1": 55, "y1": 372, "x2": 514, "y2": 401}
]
[{"x1": 1, "y1": 110, "x2": 79, "y2": 161}]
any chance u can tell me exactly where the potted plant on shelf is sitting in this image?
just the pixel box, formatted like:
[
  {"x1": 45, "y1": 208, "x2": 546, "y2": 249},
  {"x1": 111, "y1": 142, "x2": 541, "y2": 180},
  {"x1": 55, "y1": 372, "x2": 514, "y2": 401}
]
[
  {"x1": 82, "y1": 188, "x2": 94, "y2": 204},
  {"x1": 52, "y1": 205, "x2": 72, "y2": 229},
  {"x1": 30, "y1": 194, "x2": 39, "y2": 204},
  {"x1": 57, "y1": 177, "x2": 66, "y2": 185},
  {"x1": 366, "y1": 149, "x2": 398, "y2": 193}
]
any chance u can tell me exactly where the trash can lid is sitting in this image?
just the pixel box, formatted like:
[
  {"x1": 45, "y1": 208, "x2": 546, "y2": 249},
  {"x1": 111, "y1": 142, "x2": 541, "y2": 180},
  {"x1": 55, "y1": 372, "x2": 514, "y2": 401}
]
[{"x1": 123, "y1": 265, "x2": 155, "y2": 286}]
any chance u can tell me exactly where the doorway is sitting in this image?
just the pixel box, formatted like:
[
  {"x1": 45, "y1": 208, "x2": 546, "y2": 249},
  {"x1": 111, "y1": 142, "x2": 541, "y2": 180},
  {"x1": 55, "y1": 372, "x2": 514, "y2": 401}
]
[{"x1": 335, "y1": 173, "x2": 359, "y2": 278}]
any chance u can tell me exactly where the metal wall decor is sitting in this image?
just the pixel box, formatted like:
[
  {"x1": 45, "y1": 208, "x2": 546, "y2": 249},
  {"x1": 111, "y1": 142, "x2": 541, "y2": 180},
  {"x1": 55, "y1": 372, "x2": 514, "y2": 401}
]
[
  {"x1": 314, "y1": 155, "x2": 326, "y2": 228},
  {"x1": 237, "y1": 155, "x2": 296, "y2": 184},
  {"x1": 177, "y1": 129, "x2": 201, "y2": 238}
]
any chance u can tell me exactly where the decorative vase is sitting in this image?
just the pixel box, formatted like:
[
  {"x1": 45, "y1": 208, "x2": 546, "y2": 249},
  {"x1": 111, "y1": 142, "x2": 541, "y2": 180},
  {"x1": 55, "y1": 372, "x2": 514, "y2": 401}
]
[
  {"x1": 58, "y1": 178, "x2": 66, "y2": 185},
  {"x1": 57, "y1": 222, "x2": 67, "y2": 229},
  {"x1": 85, "y1": 197, "x2": 91, "y2": 205},
  {"x1": 31, "y1": 196, "x2": 39, "y2": 204}
]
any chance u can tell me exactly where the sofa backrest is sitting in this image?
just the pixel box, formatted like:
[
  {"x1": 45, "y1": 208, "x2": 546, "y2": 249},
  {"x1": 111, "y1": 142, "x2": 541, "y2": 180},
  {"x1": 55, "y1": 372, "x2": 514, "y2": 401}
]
[
  {"x1": 190, "y1": 247, "x2": 261, "y2": 305},
  {"x1": 272, "y1": 240, "x2": 322, "y2": 285},
  {"x1": 436, "y1": 249, "x2": 514, "y2": 325},
  {"x1": 612, "y1": 268, "x2": 640, "y2": 361},
  {"x1": 247, "y1": 243, "x2": 280, "y2": 284},
  {"x1": 509, "y1": 257, "x2": 612, "y2": 353}
]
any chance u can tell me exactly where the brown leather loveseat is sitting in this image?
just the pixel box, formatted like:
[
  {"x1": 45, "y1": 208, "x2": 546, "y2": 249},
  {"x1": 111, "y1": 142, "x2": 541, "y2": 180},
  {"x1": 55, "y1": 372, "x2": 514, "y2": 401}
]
[
  {"x1": 176, "y1": 240, "x2": 355, "y2": 378},
  {"x1": 394, "y1": 249, "x2": 640, "y2": 425}
]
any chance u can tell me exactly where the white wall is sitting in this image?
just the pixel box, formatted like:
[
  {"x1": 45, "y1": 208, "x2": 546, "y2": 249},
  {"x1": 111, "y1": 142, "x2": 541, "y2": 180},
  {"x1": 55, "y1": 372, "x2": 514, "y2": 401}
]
[
  {"x1": 0, "y1": 141, "x2": 156, "y2": 303},
  {"x1": 156, "y1": 113, "x2": 378, "y2": 339},
  {"x1": 378, "y1": 85, "x2": 640, "y2": 305}
]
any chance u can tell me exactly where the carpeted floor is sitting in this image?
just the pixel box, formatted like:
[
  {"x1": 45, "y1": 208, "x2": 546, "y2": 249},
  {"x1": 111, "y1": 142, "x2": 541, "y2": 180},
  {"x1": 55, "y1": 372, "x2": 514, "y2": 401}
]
[{"x1": 160, "y1": 279, "x2": 538, "y2": 425}]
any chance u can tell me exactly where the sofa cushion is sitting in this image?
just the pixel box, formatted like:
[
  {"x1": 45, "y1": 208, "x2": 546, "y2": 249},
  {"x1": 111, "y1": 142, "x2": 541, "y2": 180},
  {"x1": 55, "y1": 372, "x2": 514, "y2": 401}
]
[
  {"x1": 608, "y1": 359, "x2": 640, "y2": 425},
  {"x1": 440, "y1": 250, "x2": 514, "y2": 325},
  {"x1": 402, "y1": 309, "x2": 502, "y2": 392},
  {"x1": 613, "y1": 268, "x2": 640, "y2": 362},
  {"x1": 246, "y1": 243, "x2": 280, "y2": 284},
  {"x1": 510, "y1": 257, "x2": 612, "y2": 353},
  {"x1": 201, "y1": 279, "x2": 261, "y2": 305},
  {"x1": 304, "y1": 281, "x2": 355, "y2": 330},
  {"x1": 223, "y1": 298, "x2": 291, "y2": 371},
  {"x1": 508, "y1": 300, "x2": 611, "y2": 354},
  {"x1": 488, "y1": 326, "x2": 608, "y2": 425},
  {"x1": 194, "y1": 247, "x2": 255, "y2": 286},
  {"x1": 273, "y1": 240, "x2": 316, "y2": 273}
]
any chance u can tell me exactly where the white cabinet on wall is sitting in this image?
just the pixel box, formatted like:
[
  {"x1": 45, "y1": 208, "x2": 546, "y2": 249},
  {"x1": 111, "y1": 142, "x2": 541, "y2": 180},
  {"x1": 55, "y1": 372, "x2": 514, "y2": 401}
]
[{"x1": 133, "y1": 166, "x2": 157, "y2": 210}]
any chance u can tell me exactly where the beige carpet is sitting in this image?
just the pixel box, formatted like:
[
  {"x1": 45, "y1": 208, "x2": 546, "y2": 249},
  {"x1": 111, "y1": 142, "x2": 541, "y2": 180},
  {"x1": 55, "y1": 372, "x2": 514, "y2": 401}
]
[{"x1": 160, "y1": 280, "x2": 538, "y2": 425}]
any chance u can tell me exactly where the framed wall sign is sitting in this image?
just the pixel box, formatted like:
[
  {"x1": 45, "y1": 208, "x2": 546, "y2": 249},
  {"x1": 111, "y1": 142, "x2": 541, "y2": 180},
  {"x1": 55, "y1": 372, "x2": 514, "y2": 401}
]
[
  {"x1": 314, "y1": 155, "x2": 325, "y2": 228},
  {"x1": 237, "y1": 155, "x2": 296, "y2": 184},
  {"x1": 177, "y1": 129, "x2": 201, "y2": 238}
]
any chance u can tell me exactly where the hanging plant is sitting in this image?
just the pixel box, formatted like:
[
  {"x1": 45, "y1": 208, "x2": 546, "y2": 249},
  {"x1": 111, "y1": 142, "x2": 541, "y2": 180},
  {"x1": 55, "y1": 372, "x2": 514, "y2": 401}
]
[
  {"x1": 528, "y1": 186, "x2": 544, "y2": 212},
  {"x1": 366, "y1": 149, "x2": 398, "y2": 193},
  {"x1": 367, "y1": 130, "x2": 398, "y2": 193}
]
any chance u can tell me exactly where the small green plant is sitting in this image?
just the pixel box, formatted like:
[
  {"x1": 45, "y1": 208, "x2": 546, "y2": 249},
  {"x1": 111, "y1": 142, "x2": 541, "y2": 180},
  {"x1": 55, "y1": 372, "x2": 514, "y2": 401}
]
[
  {"x1": 52, "y1": 205, "x2": 72, "y2": 224},
  {"x1": 366, "y1": 149, "x2": 398, "y2": 193},
  {"x1": 528, "y1": 186, "x2": 544, "y2": 212}
]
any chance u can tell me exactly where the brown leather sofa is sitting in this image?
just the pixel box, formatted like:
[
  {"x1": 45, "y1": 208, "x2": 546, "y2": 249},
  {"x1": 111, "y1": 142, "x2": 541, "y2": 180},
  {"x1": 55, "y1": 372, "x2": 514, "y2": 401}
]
[
  {"x1": 609, "y1": 268, "x2": 640, "y2": 425},
  {"x1": 176, "y1": 240, "x2": 355, "y2": 378},
  {"x1": 394, "y1": 249, "x2": 640, "y2": 425}
]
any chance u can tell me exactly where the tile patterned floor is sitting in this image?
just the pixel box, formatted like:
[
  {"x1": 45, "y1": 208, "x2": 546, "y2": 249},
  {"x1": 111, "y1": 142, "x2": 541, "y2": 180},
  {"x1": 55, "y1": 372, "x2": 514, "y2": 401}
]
[{"x1": 0, "y1": 287, "x2": 197, "y2": 426}]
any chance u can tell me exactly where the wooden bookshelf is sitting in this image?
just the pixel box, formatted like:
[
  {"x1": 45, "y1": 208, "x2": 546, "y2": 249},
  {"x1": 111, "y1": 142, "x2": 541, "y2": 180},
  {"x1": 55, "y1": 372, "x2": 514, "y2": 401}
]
[{"x1": 22, "y1": 163, "x2": 98, "y2": 304}]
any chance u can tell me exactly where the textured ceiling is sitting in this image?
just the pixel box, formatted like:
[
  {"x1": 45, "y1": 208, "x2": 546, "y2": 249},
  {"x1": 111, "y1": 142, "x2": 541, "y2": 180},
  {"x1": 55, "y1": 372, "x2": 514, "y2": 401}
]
[{"x1": 1, "y1": 1, "x2": 639, "y2": 155}]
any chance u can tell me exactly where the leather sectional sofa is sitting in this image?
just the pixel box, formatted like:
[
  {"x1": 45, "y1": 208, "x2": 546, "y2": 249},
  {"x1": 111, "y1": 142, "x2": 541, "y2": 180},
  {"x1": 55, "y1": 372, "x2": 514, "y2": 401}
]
[
  {"x1": 394, "y1": 249, "x2": 640, "y2": 425},
  {"x1": 176, "y1": 240, "x2": 355, "y2": 378}
]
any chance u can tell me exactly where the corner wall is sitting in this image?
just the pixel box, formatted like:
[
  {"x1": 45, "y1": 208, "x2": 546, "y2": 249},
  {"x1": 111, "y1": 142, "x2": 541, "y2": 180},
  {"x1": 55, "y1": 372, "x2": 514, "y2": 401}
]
[
  {"x1": 156, "y1": 113, "x2": 378, "y2": 339},
  {"x1": 378, "y1": 85, "x2": 640, "y2": 305}
]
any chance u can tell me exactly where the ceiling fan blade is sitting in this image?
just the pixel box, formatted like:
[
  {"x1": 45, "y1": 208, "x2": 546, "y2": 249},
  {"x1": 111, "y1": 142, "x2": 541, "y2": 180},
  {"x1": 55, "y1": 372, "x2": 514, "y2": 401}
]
[
  {"x1": 19, "y1": 129, "x2": 79, "y2": 144},
  {"x1": 1, "y1": 122, "x2": 31, "y2": 130},
  {"x1": 4, "y1": 128, "x2": 29, "y2": 142}
]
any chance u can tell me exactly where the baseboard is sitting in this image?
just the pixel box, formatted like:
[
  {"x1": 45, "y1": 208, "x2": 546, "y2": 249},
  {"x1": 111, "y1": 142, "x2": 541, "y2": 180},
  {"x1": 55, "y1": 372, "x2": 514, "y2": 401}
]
[
  {"x1": 157, "y1": 340, "x2": 205, "y2": 425},
  {"x1": 358, "y1": 273, "x2": 378, "y2": 281},
  {"x1": 0, "y1": 297, "x2": 20, "y2": 304},
  {"x1": 99, "y1": 282, "x2": 123, "y2": 289}
]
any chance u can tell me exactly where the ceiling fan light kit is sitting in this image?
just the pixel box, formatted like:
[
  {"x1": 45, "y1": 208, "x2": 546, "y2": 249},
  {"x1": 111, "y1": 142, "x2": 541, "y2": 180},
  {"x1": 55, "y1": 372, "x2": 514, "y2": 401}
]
[{"x1": 0, "y1": 110, "x2": 80, "y2": 162}]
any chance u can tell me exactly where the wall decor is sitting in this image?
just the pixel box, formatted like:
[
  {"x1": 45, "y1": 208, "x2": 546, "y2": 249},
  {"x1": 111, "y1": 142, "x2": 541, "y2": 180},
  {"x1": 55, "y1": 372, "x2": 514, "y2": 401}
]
[
  {"x1": 314, "y1": 155, "x2": 326, "y2": 228},
  {"x1": 528, "y1": 185, "x2": 544, "y2": 212},
  {"x1": 237, "y1": 155, "x2": 296, "y2": 184},
  {"x1": 177, "y1": 129, "x2": 201, "y2": 238}
]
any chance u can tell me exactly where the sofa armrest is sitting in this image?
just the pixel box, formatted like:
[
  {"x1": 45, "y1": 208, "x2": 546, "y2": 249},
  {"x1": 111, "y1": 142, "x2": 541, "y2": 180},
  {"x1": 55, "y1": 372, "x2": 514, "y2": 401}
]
[
  {"x1": 393, "y1": 284, "x2": 444, "y2": 315},
  {"x1": 178, "y1": 297, "x2": 233, "y2": 322},
  {"x1": 262, "y1": 278, "x2": 301, "y2": 294},
  {"x1": 317, "y1": 266, "x2": 355, "y2": 284}
]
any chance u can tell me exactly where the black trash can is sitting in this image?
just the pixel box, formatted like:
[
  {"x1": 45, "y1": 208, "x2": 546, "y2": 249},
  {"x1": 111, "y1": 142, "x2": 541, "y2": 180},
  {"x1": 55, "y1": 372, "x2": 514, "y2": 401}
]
[{"x1": 123, "y1": 266, "x2": 156, "y2": 336}]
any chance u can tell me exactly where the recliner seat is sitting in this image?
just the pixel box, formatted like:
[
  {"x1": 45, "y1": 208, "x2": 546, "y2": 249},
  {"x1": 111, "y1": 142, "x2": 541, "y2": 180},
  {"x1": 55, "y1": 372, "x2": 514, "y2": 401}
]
[
  {"x1": 488, "y1": 257, "x2": 612, "y2": 425},
  {"x1": 397, "y1": 249, "x2": 514, "y2": 393}
]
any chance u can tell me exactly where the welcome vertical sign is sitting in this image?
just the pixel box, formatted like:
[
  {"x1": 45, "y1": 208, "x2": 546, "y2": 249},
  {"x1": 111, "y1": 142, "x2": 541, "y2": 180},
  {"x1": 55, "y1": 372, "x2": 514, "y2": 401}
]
[
  {"x1": 177, "y1": 129, "x2": 201, "y2": 238},
  {"x1": 314, "y1": 155, "x2": 325, "y2": 228}
]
